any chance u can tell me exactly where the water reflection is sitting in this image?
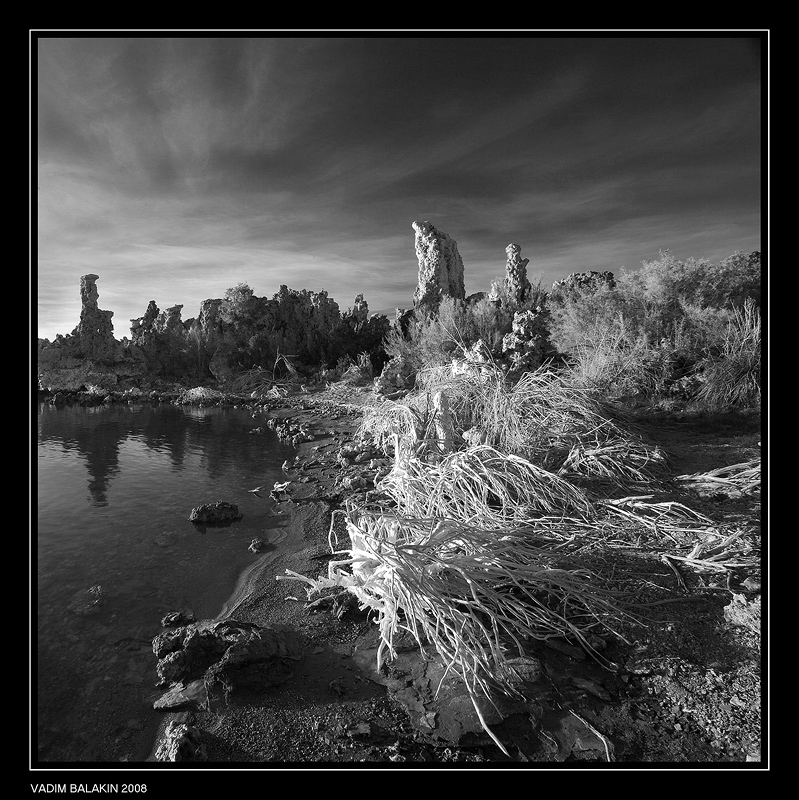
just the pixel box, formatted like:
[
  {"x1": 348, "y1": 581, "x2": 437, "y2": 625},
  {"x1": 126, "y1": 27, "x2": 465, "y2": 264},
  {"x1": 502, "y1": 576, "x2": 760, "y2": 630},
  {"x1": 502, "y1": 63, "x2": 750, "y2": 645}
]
[
  {"x1": 37, "y1": 402, "x2": 287, "y2": 504},
  {"x1": 36, "y1": 401, "x2": 297, "y2": 762}
]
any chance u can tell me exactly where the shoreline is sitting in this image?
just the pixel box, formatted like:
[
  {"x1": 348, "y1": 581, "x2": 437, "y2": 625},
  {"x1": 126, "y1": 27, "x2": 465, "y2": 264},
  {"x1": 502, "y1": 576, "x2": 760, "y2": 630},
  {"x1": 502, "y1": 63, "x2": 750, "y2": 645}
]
[{"x1": 38, "y1": 383, "x2": 763, "y2": 766}]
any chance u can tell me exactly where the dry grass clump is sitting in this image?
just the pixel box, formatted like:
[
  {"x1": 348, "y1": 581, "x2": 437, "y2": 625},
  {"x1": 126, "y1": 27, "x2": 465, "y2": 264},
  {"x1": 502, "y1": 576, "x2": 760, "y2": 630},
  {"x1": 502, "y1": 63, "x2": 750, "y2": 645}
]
[
  {"x1": 696, "y1": 299, "x2": 761, "y2": 411},
  {"x1": 598, "y1": 494, "x2": 715, "y2": 535},
  {"x1": 675, "y1": 458, "x2": 761, "y2": 497},
  {"x1": 279, "y1": 511, "x2": 633, "y2": 753},
  {"x1": 360, "y1": 364, "x2": 666, "y2": 488},
  {"x1": 378, "y1": 442, "x2": 594, "y2": 525}
]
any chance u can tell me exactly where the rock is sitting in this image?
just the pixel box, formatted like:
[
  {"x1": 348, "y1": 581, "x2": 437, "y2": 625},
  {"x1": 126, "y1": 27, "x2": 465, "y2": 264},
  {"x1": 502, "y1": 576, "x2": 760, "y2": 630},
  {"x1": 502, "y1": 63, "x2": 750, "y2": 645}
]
[
  {"x1": 723, "y1": 593, "x2": 761, "y2": 634},
  {"x1": 153, "y1": 679, "x2": 208, "y2": 711},
  {"x1": 161, "y1": 611, "x2": 195, "y2": 628},
  {"x1": 374, "y1": 354, "x2": 415, "y2": 395},
  {"x1": 569, "y1": 676, "x2": 612, "y2": 701},
  {"x1": 67, "y1": 585, "x2": 105, "y2": 616},
  {"x1": 353, "y1": 644, "x2": 527, "y2": 745},
  {"x1": 155, "y1": 650, "x2": 190, "y2": 686},
  {"x1": 501, "y1": 308, "x2": 554, "y2": 373},
  {"x1": 501, "y1": 655, "x2": 543, "y2": 685},
  {"x1": 152, "y1": 619, "x2": 303, "y2": 702},
  {"x1": 433, "y1": 390, "x2": 454, "y2": 454},
  {"x1": 503, "y1": 243, "x2": 532, "y2": 305},
  {"x1": 248, "y1": 538, "x2": 265, "y2": 553},
  {"x1": 75, "y1": 274, "x2": 117, "y2": 360},
  {"x1": 411, "y1": 220, "x2": 466, "y2": 313},
  {"x1": 544, "y1": 639, "x2": 586, "y2": 660},
  {"x1": 154, "y1": 720, "x2": 208, "y2": 762},
  {"x1": 152, "y1": 628, "x2": 186, "y2": 659},
  {"x1": 394, "y1": 307, "x2": 415, "y2": 337},
  {"x1": 451, "y1": 340, "x2": 493, "y2": 381},
  {"x1": 188, "y1": 501, "x2": 242, "y2": 524},
  {"x1": 37, "y1": 276, "x2": 148, "y2": 392},
  {"x1": 548, "y1": 709, "x2": 613, "y2": 762},
  {"x1": 344, "y1": 294, "x2": 369, "y2": 331}
]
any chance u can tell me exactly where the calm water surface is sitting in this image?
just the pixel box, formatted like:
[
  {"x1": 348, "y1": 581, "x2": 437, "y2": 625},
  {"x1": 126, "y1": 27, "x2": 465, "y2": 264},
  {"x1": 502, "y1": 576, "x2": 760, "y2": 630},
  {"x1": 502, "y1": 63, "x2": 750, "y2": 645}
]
[{"x1": 36, "y1": 401, "x2": 296, "y2": 763}]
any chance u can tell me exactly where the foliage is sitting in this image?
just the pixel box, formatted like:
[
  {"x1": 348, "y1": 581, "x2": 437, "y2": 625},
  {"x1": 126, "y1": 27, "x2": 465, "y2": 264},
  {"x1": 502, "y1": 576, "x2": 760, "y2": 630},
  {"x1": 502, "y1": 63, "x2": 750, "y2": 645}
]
[
  {"x1": 385, "y1": 281, "x2": 554, "y2": 379},
  {"x1": 695, "y1": 299, "x2": 761, "y2": 410},
  {"x1": 549, "y1": 250, "x2": 762, "y2": 409},
  {"x1": 360, "y1": 363, "x2": 666, "y2": 487}
]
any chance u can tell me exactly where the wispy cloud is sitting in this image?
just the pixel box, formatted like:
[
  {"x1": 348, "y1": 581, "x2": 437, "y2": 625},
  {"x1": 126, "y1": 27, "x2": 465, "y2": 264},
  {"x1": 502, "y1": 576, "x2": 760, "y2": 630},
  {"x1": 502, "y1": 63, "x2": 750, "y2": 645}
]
[{"x1": 35, "y1": 36, "x2": 762, "y2": 340}]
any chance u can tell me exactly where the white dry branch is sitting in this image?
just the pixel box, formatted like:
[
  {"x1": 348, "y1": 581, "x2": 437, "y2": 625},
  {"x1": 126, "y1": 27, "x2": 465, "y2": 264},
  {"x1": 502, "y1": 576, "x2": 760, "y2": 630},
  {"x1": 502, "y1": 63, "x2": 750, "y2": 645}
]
[{"x1": 278, "y1": 511, "x2": 634, "y2": 755}]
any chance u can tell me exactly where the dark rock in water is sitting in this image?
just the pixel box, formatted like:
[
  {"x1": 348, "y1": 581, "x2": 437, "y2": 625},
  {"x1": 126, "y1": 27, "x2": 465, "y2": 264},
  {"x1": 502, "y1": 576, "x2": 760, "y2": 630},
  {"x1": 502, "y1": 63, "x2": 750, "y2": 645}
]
[
  {"x1": 188, "y1": 501, "x2": 242, "y2": 523},
  {"x1": 248, "y1": 538, "x2": 264, "y2": 553},
  {"x1": 152, "y1": 619, "x2": 303, "y2": 703},
  {"x1": 161, "y1": 611, "x2": 196, "y2": 627},
  {"x1": 154, "y1": 720, "x2": 207, "y2": 762}
]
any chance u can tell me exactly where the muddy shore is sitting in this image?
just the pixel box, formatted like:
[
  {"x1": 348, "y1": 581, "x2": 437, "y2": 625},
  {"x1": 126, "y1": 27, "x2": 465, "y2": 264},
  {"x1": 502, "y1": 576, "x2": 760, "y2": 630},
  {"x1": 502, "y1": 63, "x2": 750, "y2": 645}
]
[
  {"x1": 139, "y1": 386, "x2": 763, "y2": 769},
  {"x1": 35, "y1": 384, "x2": 763, "y2": 772}
]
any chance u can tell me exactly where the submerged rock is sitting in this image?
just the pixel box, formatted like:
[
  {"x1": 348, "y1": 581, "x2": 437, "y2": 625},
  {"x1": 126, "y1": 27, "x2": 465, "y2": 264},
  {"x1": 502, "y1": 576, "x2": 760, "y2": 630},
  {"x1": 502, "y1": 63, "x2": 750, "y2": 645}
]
[
  {"x1": 188, "y1": 501, "x2": 242, "y2": 524},
  {"x1": 67, "y1": 585, "x2": 105, "y2": 616}
]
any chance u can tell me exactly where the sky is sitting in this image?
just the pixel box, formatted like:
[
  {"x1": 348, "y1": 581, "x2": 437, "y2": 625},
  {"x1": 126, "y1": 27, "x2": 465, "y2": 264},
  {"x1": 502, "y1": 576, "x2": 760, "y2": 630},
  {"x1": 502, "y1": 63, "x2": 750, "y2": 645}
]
[{"x1": 35, "y1": 34, "x2": 764, "y2": 341}]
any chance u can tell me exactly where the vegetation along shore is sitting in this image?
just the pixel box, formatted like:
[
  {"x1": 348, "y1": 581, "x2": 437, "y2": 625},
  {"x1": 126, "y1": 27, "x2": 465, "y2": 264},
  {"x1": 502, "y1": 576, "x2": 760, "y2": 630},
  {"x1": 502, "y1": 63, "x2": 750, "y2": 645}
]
[{"x1": 36, "y1": 223, "x2": 763, "y2": 765}]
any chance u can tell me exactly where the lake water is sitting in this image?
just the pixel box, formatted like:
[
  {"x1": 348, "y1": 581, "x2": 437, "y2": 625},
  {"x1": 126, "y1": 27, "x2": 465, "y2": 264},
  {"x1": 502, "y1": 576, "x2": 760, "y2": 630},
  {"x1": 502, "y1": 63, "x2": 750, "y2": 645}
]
[{"x1": 35, "y1": 400, "x2": 297, "y2": 763}]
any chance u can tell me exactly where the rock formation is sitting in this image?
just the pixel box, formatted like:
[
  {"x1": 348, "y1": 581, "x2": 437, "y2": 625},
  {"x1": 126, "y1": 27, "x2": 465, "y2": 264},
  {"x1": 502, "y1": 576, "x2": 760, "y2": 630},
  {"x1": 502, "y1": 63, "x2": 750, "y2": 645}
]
[
  {"x1": 501, "y1": 309, "x2": 554, "y2": 374},
  {"x1": 394, "y1": 307, "x2": 414, "y2": 337},
  {"x1": 412, "y1": 220, "x2": 466, "y2": 313},
  {"x1": 197, "y1": 299, "x2": 223, "y2": 334},
  {"x1": 503, "y1": 243, "x2": 532, "y2": 306},
  {"x1": 343, "y1": 294, "x2": 369, "y2": 331},
  {"x1": 156, "y1": 305, "x2": 185, "y2": 337},
  {"x1": 129, "y1": 300, "x2": 160, "y2": 347},
  {"x1": 38, "y1": 274, "x2": 149, "y2": 392},
  {"x1": 73, "y1": 274, "x2": 117, "y2": 360}
]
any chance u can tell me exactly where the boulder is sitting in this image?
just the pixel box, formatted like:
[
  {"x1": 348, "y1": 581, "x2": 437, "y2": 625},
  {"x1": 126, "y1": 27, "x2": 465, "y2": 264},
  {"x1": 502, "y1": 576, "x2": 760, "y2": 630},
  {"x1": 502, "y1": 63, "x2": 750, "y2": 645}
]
[
  {"x1": 374, "y1": 354, "x2": 415, "y2": 395},
  {"x1": 188, "y1": 501, "x2": 242, "y2": 524},
  {"x1": 152, "y1": 619, "x2": 303, "y2": 706}
]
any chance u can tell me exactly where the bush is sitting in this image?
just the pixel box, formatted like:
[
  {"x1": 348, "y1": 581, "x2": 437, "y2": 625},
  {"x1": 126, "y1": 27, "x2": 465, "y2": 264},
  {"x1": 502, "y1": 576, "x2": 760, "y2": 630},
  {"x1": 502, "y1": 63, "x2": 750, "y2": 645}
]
[
  {"x1": 695, "y1": 299, "x2": 761, "y2": 410},
  {"x1": 386, "y1": 282, "x2": 555, "y2": 380},
  {"x1": 550, "y1": 251, "x2": 762, "y2": 407}
]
